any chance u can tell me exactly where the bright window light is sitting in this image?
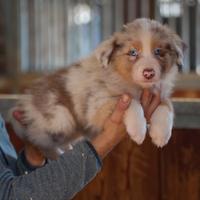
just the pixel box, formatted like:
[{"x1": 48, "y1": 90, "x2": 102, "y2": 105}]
[
  {"x1": 159, "y1": 2, "x2": 182, "y2": 18},
  {"x1": 74, "y1": 3, "x2": 92, "y2": 25}
]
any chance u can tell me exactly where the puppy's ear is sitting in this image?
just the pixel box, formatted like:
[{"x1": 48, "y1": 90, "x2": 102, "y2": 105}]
[
  {"x1": 173, "y1": 37, "x2": 187, "y2": 70},
  {"x1": 95, "y1": 37, "x2": 116, "y2": 68}
]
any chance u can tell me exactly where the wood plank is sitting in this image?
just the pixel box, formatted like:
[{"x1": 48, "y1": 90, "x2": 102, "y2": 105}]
[
  {"x1": 160, "y1": 129, "x2": 200, "y2": 200},
  {"x1": 73, "y1": 136, "x2": 159, "y2": 200}
]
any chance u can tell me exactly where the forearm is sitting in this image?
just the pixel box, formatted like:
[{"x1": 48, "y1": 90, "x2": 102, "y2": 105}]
[{"x1": 1, "y1": 141, "x2": 101, "y2": 200}]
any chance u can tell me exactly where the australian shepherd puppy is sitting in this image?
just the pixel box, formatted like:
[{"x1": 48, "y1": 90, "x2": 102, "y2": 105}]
[{"x1": 11, "y1": 18, "x2": 184, "y2": 158}]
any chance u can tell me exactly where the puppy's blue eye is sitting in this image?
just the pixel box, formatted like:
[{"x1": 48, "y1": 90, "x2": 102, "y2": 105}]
[
  {"x1": 154, "y1": 48, "x2": 161, "y2": 56},
  {"x1": 129, "y1": 48, "x2": 138, "y2": 57}
]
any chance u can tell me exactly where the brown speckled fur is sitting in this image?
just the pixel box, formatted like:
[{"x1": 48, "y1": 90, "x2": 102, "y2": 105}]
[{"x1": 10, "y1": 18, "x2": 184, "y2": 158}]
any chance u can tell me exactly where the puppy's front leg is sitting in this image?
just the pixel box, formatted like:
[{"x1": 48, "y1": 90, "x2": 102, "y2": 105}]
[
  {"x1": 124, "y1": 100, "x2": 147, "y2": 144},
  {"x1": 149, "y1": 100, "x2": 173, "y2": 147}
]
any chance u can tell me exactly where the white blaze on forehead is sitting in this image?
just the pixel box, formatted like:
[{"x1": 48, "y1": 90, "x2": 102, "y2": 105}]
[
  {"x1": 140, "y1": 30, "x2": 152, "y2": 56},
  {"x1": 137, "y1": 20, "x2": 152, "y2": 56}
]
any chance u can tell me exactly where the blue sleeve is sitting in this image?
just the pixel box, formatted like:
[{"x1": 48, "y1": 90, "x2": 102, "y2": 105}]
[{"x1": 0, "y1": 114, "x2": 17, "y2": 159}]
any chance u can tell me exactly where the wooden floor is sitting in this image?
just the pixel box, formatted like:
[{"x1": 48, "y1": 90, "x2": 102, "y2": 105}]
[{"x1": 73, "y1": 129, "x2": 200, "y2": 200}]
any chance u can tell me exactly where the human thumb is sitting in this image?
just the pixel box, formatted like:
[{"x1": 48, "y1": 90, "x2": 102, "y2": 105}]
[{"x1": 110, "y1": 94, "x2": 131, "y2": 124}]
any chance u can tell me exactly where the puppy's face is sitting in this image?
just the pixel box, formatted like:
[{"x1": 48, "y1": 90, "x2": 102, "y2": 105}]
[{"x1": 96, "y1": 18, "x2": 185, "y2": 88}]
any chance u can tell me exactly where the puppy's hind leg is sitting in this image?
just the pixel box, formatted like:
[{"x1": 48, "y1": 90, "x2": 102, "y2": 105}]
[{"x1": 124, "y1": 100, "x2": 147, "y2": 145}]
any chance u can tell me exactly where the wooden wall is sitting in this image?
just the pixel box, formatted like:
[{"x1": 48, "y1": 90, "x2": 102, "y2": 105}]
[{"x1": 73, "y1": 129, "x2": 200, "y2": 200}]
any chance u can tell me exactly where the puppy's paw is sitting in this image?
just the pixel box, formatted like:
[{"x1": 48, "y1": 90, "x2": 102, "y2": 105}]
[
  {"x1": 9, "y1": 107, "x2": 30, "y2": 139},
  {"x1": 149, "y1": 125, "x2": 171, "y2": 147},
  {"x1": 129, "y1": 126, "x2": 146, "y2": 145},
  {"x1": 149, "y1": 105, "x2": 173, "y2": 147},
  {"x1": 124, "y1": 100, "x2": 147, "y2": 145}
]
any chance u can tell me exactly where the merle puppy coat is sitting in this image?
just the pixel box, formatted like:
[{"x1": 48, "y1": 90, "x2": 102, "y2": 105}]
[{"x1": 11, "y1": 18, "x2": 184, "y2": 158}]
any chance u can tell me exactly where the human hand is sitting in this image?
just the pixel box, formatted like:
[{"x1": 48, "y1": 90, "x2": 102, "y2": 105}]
[
  {"x1": 104, "y1": 94, "x2": 132, "y2": 139},
  {"x1": 91, "y1": 94, "x2": 131, "y2": 159},
  {"x1": 141, "y1": 88, "x2": 161, "y2": 123},
  {"x1": 13, "y1": 111, "x2": 46, "y2": 167}
]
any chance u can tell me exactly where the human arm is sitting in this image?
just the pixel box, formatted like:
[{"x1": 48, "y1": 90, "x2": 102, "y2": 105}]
[
  {"x1": 1, "y1": 94, "x2": 131, "y2": 200},
  {"x1": 0, "y1": 140, "x2": 102, "y2": 200},
  {"x1": 5, "y1": 91, "x2": 160, "y2": 200}
]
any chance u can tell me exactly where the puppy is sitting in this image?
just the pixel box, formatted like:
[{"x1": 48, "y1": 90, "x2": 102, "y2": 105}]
[{"x1": 10, "y1": 18, "x2": 184, "y2": 159}]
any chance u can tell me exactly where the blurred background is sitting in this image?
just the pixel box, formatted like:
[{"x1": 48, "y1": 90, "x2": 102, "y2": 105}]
[
  {"x1": 0, "y1": 0, "x2": 200, "y2": 93},
  {"x1": 0, "y1": 1, "x2": 200, "y2": 200}
]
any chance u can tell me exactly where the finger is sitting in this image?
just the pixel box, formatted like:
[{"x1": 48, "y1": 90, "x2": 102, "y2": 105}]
[
  {"x1": 145, "y1": 91, "x2": 161, "y2": 122},
  {"x1": 141, "y1": 89, "x2": 153, "y2": 110},
  {"x1": 110, "y1": 94, "x2": 131, "y2": 124},
  {"x1": 141, "y1": 89, "x2": 152, "y2": 107}
]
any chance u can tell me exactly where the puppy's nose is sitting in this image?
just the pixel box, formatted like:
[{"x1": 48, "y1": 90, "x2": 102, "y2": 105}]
[{"x1": 143, "y1": 68, "x2": 155, "y2": 80}]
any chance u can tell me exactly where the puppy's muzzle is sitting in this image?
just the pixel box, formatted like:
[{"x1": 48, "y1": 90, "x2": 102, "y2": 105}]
[{"x1": 143, "y1": 68, "x2": 155, "y2": 80}]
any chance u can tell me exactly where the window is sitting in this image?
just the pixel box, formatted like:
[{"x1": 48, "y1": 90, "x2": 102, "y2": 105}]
[
  {"x1": 19, "y1": 0, "x2": 101, "y2": 72},
  {"x1": 156, "y1": 0, "x2": 200, "y2": 74},
  {"x1": 0, "y1": 0, "x2": 200, "y2": 93}
]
